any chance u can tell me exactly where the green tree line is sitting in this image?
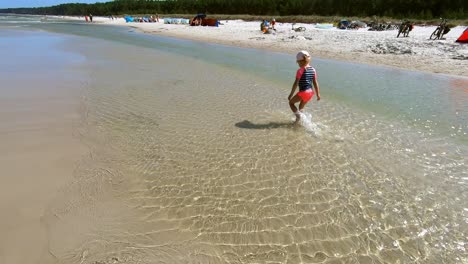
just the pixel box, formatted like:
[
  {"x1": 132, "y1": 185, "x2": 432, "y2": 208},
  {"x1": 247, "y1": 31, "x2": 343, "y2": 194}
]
[{"x1": 1, "y1": 0, "x2": 467, "y2": 20}]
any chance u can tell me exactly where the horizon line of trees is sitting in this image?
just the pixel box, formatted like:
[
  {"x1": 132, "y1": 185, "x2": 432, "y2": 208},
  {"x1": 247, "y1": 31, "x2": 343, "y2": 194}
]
[{"x1": 1, "y1": 0, "x2": 467, "y2": 20}]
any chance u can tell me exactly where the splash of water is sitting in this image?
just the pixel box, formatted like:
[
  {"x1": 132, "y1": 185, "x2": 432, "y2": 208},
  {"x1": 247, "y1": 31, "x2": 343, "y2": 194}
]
[
  {"x1": 297, "y1": 112, "x2": 321, "y2": 136},
  {"x1": 295, "y1": 111, "x2": 345, "y2": 142}
]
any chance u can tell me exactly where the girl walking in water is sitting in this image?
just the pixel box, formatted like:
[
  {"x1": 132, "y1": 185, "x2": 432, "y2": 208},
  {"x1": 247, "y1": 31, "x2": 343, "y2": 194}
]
[{"x1": 288, "y1": 50, "x2": 321, "y2": 122}]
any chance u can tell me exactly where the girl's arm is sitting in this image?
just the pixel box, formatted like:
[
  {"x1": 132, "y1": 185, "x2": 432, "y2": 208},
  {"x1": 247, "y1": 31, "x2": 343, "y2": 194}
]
[
  {"x1": 288, "y1": 79, "x2": 299, "y2": 100},
  {"x1": 313, "y1": 79, "x2": 320, "y2": 101}
]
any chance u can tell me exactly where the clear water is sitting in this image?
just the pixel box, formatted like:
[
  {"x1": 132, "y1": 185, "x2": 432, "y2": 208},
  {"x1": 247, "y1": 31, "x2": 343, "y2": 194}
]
[
  {"x1": 1, "y1": 14, "x2": 467, "y2": 263},
  {"x1": 7, "y1": 14, "x2": 463, "y2": 142}
]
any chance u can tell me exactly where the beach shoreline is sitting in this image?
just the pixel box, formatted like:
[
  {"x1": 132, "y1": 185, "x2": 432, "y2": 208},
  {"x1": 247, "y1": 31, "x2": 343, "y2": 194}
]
[
  {"x1": 0, "y1": 30, "x2": 89, "y2": 264},
  {"x1": 84, "y1": 16, "x2": 468, "y2": 78},
  {"x1": 2, "y1": 15, "x2": 466, "y2": 263}
]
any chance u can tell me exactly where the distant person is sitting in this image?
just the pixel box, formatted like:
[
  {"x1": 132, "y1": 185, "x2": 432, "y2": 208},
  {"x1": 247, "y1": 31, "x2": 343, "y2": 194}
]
[
  {"x1": 288, "y1": 50, "x2": 321, "y2": 122},
  {"x1": 271, "y1": 18, "x2": 276, "y2": 30},
  {"x1": 89, "y1": 14, "x2": 93, "y2": 22},
  {"x1": 260, "y1": 20, "x2": 270, "y2": 33}
]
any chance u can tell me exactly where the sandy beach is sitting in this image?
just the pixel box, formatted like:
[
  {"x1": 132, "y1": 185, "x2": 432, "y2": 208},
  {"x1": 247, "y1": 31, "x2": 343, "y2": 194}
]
[
  {"x1": 0, "y1": 30, "x2": 88, "y2": 264},
  {"x1": 1, "y1": 14, "x2": 467, "y2": 264},
  {"x1": 90, "y1": 16, "x2": 468, "y2": 77}
]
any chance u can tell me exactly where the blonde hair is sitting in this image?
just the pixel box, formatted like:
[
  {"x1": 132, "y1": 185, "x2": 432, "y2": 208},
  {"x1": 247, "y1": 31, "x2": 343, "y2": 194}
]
[{"x1": 297, "y1": 56, "x2": 311, "y2": 66}]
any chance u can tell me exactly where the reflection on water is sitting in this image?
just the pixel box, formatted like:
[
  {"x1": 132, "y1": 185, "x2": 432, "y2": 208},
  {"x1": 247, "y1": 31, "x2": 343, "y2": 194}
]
[{"x1": 448, "y1": 78, "x2": 468, "y2": 134}]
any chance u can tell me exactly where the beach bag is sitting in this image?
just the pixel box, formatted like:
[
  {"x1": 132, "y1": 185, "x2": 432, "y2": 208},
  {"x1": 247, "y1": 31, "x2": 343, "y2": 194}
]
[
  {"x1": 443, "y1": 26, "x2": 450, "y2": 34},
  {"x1": 201, "y1": 18, "x2": 219, "y2": 27}
]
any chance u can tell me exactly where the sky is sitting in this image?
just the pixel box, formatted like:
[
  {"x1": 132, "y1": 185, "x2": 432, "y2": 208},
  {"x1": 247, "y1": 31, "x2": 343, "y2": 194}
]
[{"x1": 0, "y1": 0, "x2": 109, "y2": 8}]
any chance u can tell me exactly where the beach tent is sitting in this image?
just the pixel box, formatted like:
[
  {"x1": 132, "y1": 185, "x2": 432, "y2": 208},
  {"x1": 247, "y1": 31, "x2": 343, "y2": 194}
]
[
  {"x1": 455, "y1": 28, "x2": 468, "y2": 43},
  {"x1": 124, "y1": 16, "x2": 134, "y2": 23},
  {"x1": 315, "y1": 23, "x2": 334, "y2": 29}
]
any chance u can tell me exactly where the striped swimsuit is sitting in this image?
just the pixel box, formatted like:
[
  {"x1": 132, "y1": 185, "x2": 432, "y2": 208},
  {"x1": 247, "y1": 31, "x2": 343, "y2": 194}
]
[{"x1": 296, "y1": 65, "x2": 316, "y2": 91}]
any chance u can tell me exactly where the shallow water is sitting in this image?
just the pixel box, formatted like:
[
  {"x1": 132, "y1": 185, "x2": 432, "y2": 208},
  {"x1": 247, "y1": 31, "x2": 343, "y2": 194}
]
[{"x1": 1, "y1": 15, "x2": 467, "y2": 263}]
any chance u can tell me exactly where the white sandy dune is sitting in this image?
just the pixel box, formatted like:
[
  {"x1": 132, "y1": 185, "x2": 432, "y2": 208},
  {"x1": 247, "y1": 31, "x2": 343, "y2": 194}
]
[{"x1": 88, "y1": 17, "x2": 468, "y2": 77}]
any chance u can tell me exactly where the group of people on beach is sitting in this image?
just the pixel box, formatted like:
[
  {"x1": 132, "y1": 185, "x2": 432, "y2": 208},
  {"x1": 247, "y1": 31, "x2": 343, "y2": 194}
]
[{"x1": 135, "y1": 15, "x2": 160, "y2": 23}]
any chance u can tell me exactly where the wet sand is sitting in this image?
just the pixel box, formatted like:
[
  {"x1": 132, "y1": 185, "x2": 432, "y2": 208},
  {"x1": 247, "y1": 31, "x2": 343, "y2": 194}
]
[{"x1": 0, "y1": 30, "x2": 88, "y2": 264}]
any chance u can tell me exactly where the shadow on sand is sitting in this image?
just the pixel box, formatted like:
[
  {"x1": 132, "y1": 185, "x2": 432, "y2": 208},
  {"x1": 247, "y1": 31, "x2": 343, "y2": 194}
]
[{"x1": 235, "y1": 120, "x2": 294, "y2": 130}]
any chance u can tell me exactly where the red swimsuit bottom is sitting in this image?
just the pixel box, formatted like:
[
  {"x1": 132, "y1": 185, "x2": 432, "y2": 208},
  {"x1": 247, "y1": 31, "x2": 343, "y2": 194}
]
[{"x1": 297, "y1": 89, "x2": 314, "y2": 103}]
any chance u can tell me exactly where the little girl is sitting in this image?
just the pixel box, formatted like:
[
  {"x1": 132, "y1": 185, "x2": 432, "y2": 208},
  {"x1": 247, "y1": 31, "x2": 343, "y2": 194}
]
[{"x1": 288, "y1": 50, "x2": 321, "y2": 122}]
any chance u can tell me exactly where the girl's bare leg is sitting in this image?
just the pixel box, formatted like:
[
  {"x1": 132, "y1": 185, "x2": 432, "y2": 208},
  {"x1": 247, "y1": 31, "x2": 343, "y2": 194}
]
[
  {"x1": 289, "y1": 94, "x2": 303, "y2": 122},
  {"x1": 298, "y1": 100, "x2": 307, "y2": 112}
]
